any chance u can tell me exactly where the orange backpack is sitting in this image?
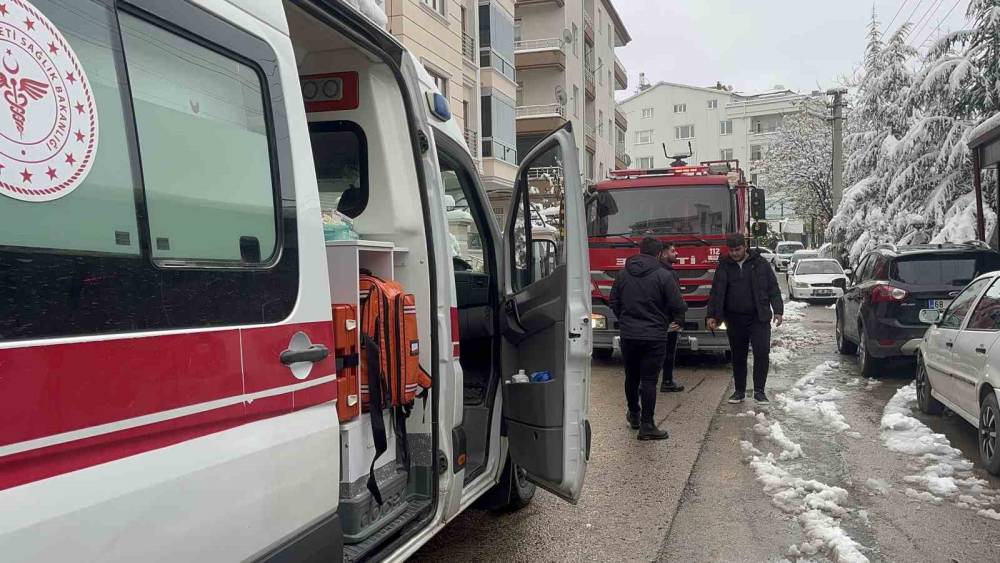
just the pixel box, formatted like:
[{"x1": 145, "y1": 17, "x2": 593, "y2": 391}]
[{"x1": 357, "y1": 273, "x2": 431, "y2": 504}]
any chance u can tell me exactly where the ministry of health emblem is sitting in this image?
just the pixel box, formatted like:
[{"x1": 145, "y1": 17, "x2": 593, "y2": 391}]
[{"x1": 0, "y1": 0, "x2": 98, "y2": 202}]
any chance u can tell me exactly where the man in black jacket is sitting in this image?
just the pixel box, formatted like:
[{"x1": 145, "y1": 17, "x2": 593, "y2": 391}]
[
  {"x1": 707, "y1": 233, "x2": 784, "y2": 404},
  {"x1": 610, "y1": 237, "x2": 688, "y2": 440},
  {"x1": 659, "y1": 243, "x2": 685, "y2": 393}
]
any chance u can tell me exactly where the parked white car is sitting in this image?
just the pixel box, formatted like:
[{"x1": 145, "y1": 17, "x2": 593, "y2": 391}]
[
  {"x1": 774, "y1": 241, "x2": 805, "y2": 271},
  {"x1": 788, "y1": 258, "x2": 849, "y2": 301},
  {"x1": 917, "y1": 271, "x2": 1000, "y2": 474}
]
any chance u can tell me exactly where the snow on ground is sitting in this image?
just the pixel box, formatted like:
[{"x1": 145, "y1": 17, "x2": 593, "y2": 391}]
[
  {"x1": 880, "y1": 384, "x2": 1000, "y2": 519},
  {"x1": 746, "y1": 451, "x2": 869, "y2": 563},
  {"x1": 754, "y1": 414, "x2": 805, "y2": 460},
  {"x1": 776, "y1": 362, "x2": 851, "y2": 432},
  {"x1": 783, "y1": 301, "x2": 809, "y2": 321}
]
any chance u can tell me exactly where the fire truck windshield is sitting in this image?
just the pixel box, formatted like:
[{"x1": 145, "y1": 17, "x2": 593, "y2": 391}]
[{"x1": 587, "y1": 185, "x2": 733, "y2": 237}]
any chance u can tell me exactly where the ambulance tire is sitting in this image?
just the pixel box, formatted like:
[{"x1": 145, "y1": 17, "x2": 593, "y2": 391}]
[
  {"x1": 477, "y1": 455, "x2": 536, "y2": 512},
  {"x1": 499, "y1": 457, "x2": 536, "y2": 512}
]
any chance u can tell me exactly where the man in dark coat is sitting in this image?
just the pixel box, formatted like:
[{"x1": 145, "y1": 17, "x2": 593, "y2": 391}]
[
  {"x1": 659, "y1": 243, "x2": 685, "y2": 393},
  {"x1": 610, "y1": 237, "x2": 688, "y2": 440},
  {"x1": 707, "y1": 233, "x2": 784, "y2": 404}
]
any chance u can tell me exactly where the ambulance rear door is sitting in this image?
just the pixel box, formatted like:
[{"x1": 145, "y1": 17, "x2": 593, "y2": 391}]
[{"x1": 500, "y1": 124, "x2": 592, "y2": 502}]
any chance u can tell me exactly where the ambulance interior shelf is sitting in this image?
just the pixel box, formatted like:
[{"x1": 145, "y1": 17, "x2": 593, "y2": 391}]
[{"x1": 325, "y1": 238, "x2": 421, "y2": 545}]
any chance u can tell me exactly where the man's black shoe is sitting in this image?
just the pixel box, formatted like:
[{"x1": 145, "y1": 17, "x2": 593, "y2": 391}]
[
  {"x1": 626, "y1": 411, "x2": 640, "y2": 430},
  {"x1": 660, "y1": 382, "x2": 685, "y2": 393},
  {"x1": 637, "y1": 422, "x2": 669, "y2": 441},
  {"x1": 728, "y1": 391, "x2": 745, "y2": 404},
  {"x1": 754, "y1": 391, "x2": 770, "y2": 404}
]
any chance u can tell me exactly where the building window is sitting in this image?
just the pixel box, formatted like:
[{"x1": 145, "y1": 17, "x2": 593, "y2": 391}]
[
  {"x1": 598, "y1": 110, "x2": 604, "y2": 138},
  {"x1": 675, "y1": 125, "x2": 695, "y2": 139},
  {"x1": 586, "y1": 150, "x2": 595, "y2": 180},
  {"x1": 641, "y1": 108, "x2": 654, "y2": 119},
  {"x1": 421, "y1": 0, "x2": 445, "y2": 16},
  {"x1": 515, "y1": 80, "x2": 524, "y2": 106},
  {"x1": 673, "y1": 103, "x2": 686, "y2": 113},
  {"x1": 720, "y1": 148, "x2": 733, "y2": 160},
  {"x1": 636, "y1": 156, "x2": 654, "y2": 169},
  {"x1": 573, "y1": 86, "x2": 579, "y2": 117},
  {"x1": 598, "y1": 58, "x2": 603, "y2": 84},
  {"x1": 480, "y1": 92, "x2": 517, "y2": 165},
  {"x1": 572, "y1": 23, "x2": 578, "y2": 56},
  {"x1": 608, "y1": 24, "x2": 613, "y2": 49},
  {"x1": 751, "y1": 173, "x2": 760, "y2": 184},
  {"x1": 599, "y1": 161, "x2": 604, "y2": 178},
  {"x1": 707, "y1": 99, "x2": 718, "y2": 109},
  {"x1": 428, "y1": 69, "x2": 448, "y2": 98},
  {"x1": 720, "y1": 119, "x2": 733, "y2": 135},
  {"x1": 635, "y1": 130, "x2": 653, "y2": 145},
  {"x1": 608, "y1": 119, "x2": 613, "y2": 142},
  {"x1": 751, "y1": 144, "x2": 763, "y2": 160},
  {"x1": 608, "y1": 70, "x2": 612, "y2": 92}
]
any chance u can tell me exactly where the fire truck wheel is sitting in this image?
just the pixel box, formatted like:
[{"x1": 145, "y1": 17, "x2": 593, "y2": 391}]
[{"x1": 592, "y1": 348, "x2": 614, "y2": 361}]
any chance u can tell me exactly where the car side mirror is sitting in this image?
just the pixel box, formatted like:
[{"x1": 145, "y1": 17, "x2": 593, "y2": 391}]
[{"x1": 918, "y1": 309, "x2": 943, "y2": 325}]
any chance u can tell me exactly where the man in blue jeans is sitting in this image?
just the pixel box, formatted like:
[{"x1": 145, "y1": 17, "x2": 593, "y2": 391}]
[
  {"x1": 707, "y1": 233, "x2": 784, "y2": 404},
  {"x1": 610, "y1": 237, "x2": 687, "y2": 440}
]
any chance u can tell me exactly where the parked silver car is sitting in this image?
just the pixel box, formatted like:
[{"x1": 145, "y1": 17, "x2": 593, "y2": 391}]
[{"x1": 917, "y1": 271, "x2": 1000, "y2": 474}]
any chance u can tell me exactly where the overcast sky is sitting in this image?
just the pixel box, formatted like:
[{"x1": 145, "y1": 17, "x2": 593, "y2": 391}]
[{"x1": 614, "y1": 0, "x2": 971, "y2": 100}]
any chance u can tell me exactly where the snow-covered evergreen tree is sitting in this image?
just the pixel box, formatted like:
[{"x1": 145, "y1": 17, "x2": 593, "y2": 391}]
[{"x1": 760, "y1": 111, "x2": 835, "y2": 231}]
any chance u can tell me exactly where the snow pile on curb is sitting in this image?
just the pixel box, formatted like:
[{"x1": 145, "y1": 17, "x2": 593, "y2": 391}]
[
  {"x1": 747, "y1": 453, "x2": 869, "y2": 562},
  {"x1": 754, "y1": 413, "x2": 805, "y2": 460},
  {"x1": 880, "y1": 383, "x2": 1000, "y2": 518},
  {"x1": 770, "y1": 325, "x2": 826, "y2": 367},
  {"x1": 777, "y1": 362, "x2": 850, "y2": 432}
]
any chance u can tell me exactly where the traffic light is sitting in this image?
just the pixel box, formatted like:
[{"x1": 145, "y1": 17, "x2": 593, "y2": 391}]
[{"x1": 750, "y1": 187, "x2": 766, "y2": 220}]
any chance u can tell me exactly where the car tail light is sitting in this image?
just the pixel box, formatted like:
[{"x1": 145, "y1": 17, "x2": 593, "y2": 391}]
[{"x1": 870, "y1": 284, "x2": 908, "y2": 303}]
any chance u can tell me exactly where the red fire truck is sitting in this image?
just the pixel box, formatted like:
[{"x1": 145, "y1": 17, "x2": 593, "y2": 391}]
[{"x1": 588, "y1": 159, "x2": 762, "y2": 358}]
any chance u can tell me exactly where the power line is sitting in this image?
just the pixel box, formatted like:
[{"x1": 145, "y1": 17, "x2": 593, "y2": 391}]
[
  {"x1": 883, "y1": 0, "x2": 911, "y2": 34},
  {"x1": 916, "y1": 0, "x2": 964, "y2": 49},
  {"x1": 910, "y1": 0, "x2": 946, "y2": 40},
  {"x1": 895, "y1": 0, "x2": 926, "y2": 38}
]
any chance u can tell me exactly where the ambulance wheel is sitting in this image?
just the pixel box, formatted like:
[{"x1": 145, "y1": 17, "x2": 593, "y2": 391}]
[{"x1": 496, "y1": 456, "x2": 535, "y2": 512}]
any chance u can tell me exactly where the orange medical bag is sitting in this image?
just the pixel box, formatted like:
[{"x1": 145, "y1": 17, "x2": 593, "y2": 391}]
[{"x1": 331, "y1": 304, "x2": 360, "y2": 422}]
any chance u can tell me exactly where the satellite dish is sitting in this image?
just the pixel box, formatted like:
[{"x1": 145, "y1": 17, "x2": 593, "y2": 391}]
[
  {"x1": 562, "y1": 28, "x2": 574, "y2": 45},
  {"x1": 554, "y1": 85, "x2": 567, "y2": 106}
]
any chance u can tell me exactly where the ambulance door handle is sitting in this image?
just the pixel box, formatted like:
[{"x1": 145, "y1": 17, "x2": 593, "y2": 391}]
[{"x1": 280, "y1": 344, "x2": 330, "y2": 365}]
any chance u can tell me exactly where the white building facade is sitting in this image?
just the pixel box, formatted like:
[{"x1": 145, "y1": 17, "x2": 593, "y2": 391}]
[{"x1": 619, "y1": 82, "x2": 825, "y2": 218}]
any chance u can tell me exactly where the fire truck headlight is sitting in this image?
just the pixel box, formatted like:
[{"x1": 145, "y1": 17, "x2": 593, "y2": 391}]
[
  {"x1": 718, "y1": 321, "x2": 727, "y2": 331},
  {"x1": 591, "y1": 314, "x2": 607, "y2": 330}
]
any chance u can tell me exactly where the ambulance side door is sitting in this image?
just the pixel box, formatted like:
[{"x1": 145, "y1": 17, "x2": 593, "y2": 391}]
[{"x1": 501, "y1": 124, "x2": 592, "y2": 502}]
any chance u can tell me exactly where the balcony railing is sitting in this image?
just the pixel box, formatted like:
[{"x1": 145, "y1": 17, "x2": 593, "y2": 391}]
[
  {"x1": 585, "y1": 123, "x2": 595, "y2": 139},
  {"x1": 462, "y1": 33, "x2": 476, "y2": 62},
  {"x1": 526, "y1": 166, "x2": 564, "y2": 180},
  {"x1": 516, "y1": 104, "x2": 566, "y2": 118},
  {"x1": 514, "y1": 38, "x2": 564, "y2": 52},
  {"x1": 464, "y1": 128, "x2": 479, "y2": 153},
  {"x1": 616, "y1": 145, "x2": 628, "y2": 162},
  {"x1": 584, "y1": 12, "x2": 594, "y2": 38}
]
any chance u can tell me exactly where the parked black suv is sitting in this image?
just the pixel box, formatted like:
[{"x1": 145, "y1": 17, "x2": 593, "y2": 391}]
[{"x1": 835, "y1": 242, "x2": 1000, "y2": 376}]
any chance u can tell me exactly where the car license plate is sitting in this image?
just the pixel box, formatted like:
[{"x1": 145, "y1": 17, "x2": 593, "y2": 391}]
[
  {"x1": 929, "y1": 299, "x2": 949, "y2": 310},
  {"x1": 814, "y1": 289, "x2": 834, "y2": 296}
]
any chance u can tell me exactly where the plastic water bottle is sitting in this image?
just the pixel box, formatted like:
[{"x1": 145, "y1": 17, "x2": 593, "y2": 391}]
[
  {"x1": 511, "y1": 369, "x2": 529, "y2": 384},
  {"x1": 530, "y1": 370, "x2": 552, "y2": 383}
]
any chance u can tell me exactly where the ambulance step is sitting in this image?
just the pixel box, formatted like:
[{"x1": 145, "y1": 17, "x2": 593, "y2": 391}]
[{"x1": 342, "y1": 498, "x2": 432, "y2": 563}]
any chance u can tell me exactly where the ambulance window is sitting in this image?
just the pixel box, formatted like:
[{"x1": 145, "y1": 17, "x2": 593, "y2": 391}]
[
  {"x1": 120, "y1": 13, "x2": 277, "y2": 264},
  {"x1": 0, "y1": 0, "x2": 140, "y2": 256},
  {"x1": 308, "y1": 121, "x2": 368, "y2": 219}
]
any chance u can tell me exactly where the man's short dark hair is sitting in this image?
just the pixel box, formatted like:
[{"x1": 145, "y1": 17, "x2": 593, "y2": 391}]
[
  {"x1": 640, "y1": 237, "x2": 663, "y2": 256},
  {"x1": 726, "y1": 233, "x2": 746, "y2": 248},
  {"x1": 662, "y1": 242, "x2": 676, "y2": 251}
]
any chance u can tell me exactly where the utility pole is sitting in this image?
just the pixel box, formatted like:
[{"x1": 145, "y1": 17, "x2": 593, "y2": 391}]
[{"x1": 827, "y1": 88, "x2": 847, "y2": 209}]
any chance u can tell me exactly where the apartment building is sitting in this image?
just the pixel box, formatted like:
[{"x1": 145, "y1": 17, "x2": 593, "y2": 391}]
[
  {"x1": 619, "y1": 82, "x2": 825, "y2": 217},
  {"x1": 385, "y1": 0, "x2": 519, "y2": 194},
  {"x1": 513, "y1": 0, "x2": 631, "y2": 187}
]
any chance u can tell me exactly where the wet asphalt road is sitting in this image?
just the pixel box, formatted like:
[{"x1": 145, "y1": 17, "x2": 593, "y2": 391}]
[{"x1": 413, "y1": 285, "x2": 1000, "y2": 562}]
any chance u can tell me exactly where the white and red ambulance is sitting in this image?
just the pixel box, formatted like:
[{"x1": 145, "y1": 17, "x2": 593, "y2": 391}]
[{"x1": 0, "y1": 1, "x2": 592, "y2": 561}]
